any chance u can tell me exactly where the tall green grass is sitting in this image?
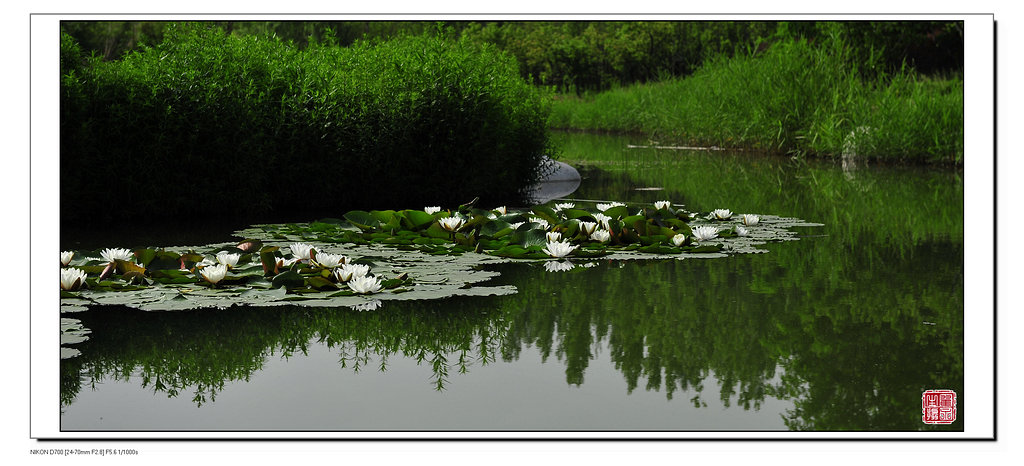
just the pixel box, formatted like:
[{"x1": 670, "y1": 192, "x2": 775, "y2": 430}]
[
  {"x1": 548, "y1": 38, "x2": 963, "y2": 164},
  {"x1": 61, "y1": 24, "x2": 554, "y2": 225}
]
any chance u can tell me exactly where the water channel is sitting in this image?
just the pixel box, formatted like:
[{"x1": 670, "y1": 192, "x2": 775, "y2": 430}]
[{"x1": 58, "y1": 131, "x2": 964, "y2": 432}]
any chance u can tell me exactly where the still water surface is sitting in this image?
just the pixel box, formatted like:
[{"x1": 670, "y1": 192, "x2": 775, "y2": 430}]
[{"x1": 59, "y1": 132, "x2": 964, "y2": 432}]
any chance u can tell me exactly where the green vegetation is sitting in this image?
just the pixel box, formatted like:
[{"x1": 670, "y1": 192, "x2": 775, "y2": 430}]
[
  {"x1": 548, "y1": 37, "x2": 963, "y2": 163},
  {"x1": 60, "y1": 23, "x2": 553, "y2": 225},
  {"x1": 63, "y1": 21, "x2": 963, "y2": 93}
]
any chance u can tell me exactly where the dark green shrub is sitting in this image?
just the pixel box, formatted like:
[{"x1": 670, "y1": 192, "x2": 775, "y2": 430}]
[{"x1": 60, "y1": 24, "x2": 553, "y2": 226}]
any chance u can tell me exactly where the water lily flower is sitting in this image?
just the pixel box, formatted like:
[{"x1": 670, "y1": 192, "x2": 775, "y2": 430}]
[
  {"x1": 200, "y1": 263, "x2": 228, "y2": 285},
  {"x1": 509, "y1": 222, "x2": 525, "y2": 230},
  {"x1": 529, "y1": 217, "x2": 550, "y2": 229},
  {"x1": 61, "y1": 251, "x2": 74, "y2": 267},
  {"x1": 590, "y1": 229, "x2": 611, "y2": 243},
  {"x1": 546, "y1": 231, "x2": 562, "y2": 242},
  {"x1": 100, "y1": 247, "x2": 134, "y2": 263},
  {"x1": 314, "y1": 253, "x2": 347, "y2": 268},
  {"x1": 736, "y1": 226, "x2": 749, "y2": 237},
  {"x1": 543, "y1": 240, "x2": 578, "y2": 258},
  {"x1": 424, "y1": 206, "x2": 442, "y2": 215},
  {"x1": 543, "y1": 261, "x2": 576, "y2": 273},
  {"x1": 275, "y1": 257, "x2": 298, "y2": 272},
  {"x1": 578, "y1": 221, "x2": 598, "y2": 236},
  {"x1": 592, "y1": 213, "x2": 612, "y2": 230},
  {"x1": 438, "y1": 215, "x2": 465, "y2": 232},
  {"x1": 672, "y1": 234, "x2": 687, "y2": 247},
  {"x1": 60, "y1": 267, "x2": 87, "y2": 291},
  {"x1": 554, "y1": 202, "x2": 575, "y2": 211},
  {"x1": 710, "y1": 209, "x2": 733, "y2": 220},
  {"x1": 333, "y1": 263, "x2": 370, "y2": 283},
  {"x1": 654, "y1": 200, "x2": 672, "y2": 210},
  {"x1": 493, "y1": 206, "x2": 507, "y2": 215},
  {"x1": 691, "y1": 226, "x2": 720, "y2": 242},
  {"x1": 350, "y1": 299, "x2": 383, "y2": 311},
  {"x1": 215, "y1": 252, "x2": 240, "y2": 268},
  {"x1": 596, "y1": 202, "x2": 625, "y2": 212},
  {"x1": 742, "y1": 214, "x2": 760, "y2": 226},
  {"x1": 289, "y1": 242, "x2": 318, "y2": 262},
  {"x1": 348, "y1": 275, "x2": 383, "y2": 294}
]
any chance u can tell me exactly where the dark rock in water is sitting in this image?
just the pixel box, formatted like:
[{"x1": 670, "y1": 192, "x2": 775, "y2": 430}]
[{"x1": 528, "y1": 157, "x2": 581, "y2": 204}]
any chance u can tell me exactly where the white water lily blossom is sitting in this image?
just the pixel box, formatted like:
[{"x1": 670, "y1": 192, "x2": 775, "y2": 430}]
[
  {"x1": 529, "y1": 217, "x2": 550, "y2": 229},
  {"x1": 438, "y1": 215, "x2": 466, "y2": 232},
  {"x1": 593, "y1": 213, "x2": 612, "y2": 230},
  {"x1": 710, "y1": 209, "x2": 733, "y2": 220},
  {"x1": 314, "y1": 253, "x2": 347, "y2": 268},
  {"x1": 742, "y1": 214, "x2": 760, "y2": 226},
  {"x1": 736, "y1": 226, "x2": 750, "y2": 237},
  {"x1": 691, "y1": 226, "x2": 720, "y2": 242},
  {"x1": 543, "y1": 240, "x2": 578, "y2": 258},
  {"x1": 654, "y1": 200, "x2": 672, "y2": 210},
  {"x1": 554, "y1": 202, "x2": 575, "y2": 211},
  {"x1": 200, "y1": 263, "x2": 228, "y2": 285},
  {"x1": 672, "y1": 234, "x2": 687, "y2": 247},
  {"x1": 100, "y1": 247, "x2": 134, "y2": 263},
  {"x1": 289, "y1": 243, "x2": 318, "y2": 262},
  {"x1": 424, "y1": 206, "x2": 442, "y2": 215},
  {"x1": 596, "y1": 202, "x2": 625, "y2": 212},
  {"x1": 61, "y1": 251, "x2": 74, "y2": 267},
  {"x1": 590, "y1": 229, "x2": 611, "y2": 243},
  {"x1": 543, "y1": 261, "x2": 576, "y2": 273},
  {"x1": 275, "y1": 257, "x2": 298, "y2": 271},
  {"x1": 509, "y1": 222, "x2": 525, "y2": 230},
  {"x1": 333, "y1": 263, "x2": 370, "y2": 283},
  {"x1": 215, "y1": 252, "x2": 240, "y2": 268},
  {"x1": 350, "y1": 299, "x2": 383, "y2": 311},
  {"x1": 578, "y1": 221, "x2": 598, "y2": 236},
  {"x1": 348, "y1": 275, "x2": 383, "y2": 294},
  {"x1": 60, "y1": 267, "x2": 88, "y2": 291},
  {"x1": 546, "y1": 231, "x2": 562, "y2": 242},
  {"x1": 493, "y1": 206, "x2": 507, "y2": 215}
]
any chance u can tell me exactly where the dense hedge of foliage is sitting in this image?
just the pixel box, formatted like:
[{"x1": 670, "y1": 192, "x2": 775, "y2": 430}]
[{"x1": 60, "y1": 24, "x2": 554, "y2": 225}]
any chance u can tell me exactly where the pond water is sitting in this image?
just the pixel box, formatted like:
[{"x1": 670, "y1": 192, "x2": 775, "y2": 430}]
[{"x1": 58, "y1": 131, "x2": 964, "y2": 432}]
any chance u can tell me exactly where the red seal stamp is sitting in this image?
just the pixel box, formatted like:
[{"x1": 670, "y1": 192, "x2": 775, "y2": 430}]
[{"x1": 922, "y1": 389, "x2": 957, "y2": 424}]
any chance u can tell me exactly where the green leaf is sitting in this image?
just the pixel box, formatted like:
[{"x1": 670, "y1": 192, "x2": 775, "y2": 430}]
[
  {"x1": 402, "y1": 210, "x2": 437, "y2": 230},
  {"x1": 270, "y1": 270, "x2": 306, "y2": 289},
  {"x1": 563, "y1": 209, "x2": 596, "y2": 221},
  {"x1": 343, "y1": 210, "x2": 381, "y2": 231},
  {"x1": 603, "y1": 205, "x2": 630, "y2": 219},
  {"x1": 510, "y1": 228, "x2": 549, "y2": 248},
  {"x1": 531, "y1": 205, "x2": 560, "y2": 224},
  {"x1": 307, "y1": 276, "x2": 339, "y2": 291},
  {"x1": 480, "y1": 219, "x2": 512, "y2": 238},
  {"x1": 135, "y1": 249, "x2": 157, "y2": 267}
]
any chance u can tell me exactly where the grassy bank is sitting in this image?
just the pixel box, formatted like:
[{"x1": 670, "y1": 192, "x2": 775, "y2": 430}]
[
  {"x1": 61, "y1": 24, "x2": 553, "y2": 225},
  {"x1": 548, "y1": 38, "x2": 963, "y2": 164}
]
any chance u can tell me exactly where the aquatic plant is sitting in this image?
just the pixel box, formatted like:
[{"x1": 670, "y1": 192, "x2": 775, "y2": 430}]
[
  {"x1": 100, "y1": 248, "x2": 134, "y2": 263},
  {"x1": 59, "y1": 200, "x2": 819, "y2": 313},
  {"x1": 60, "y1": 268, "x2": 88, "y2": 291},
  {"x1": 742, "y1": 214, "x2": 760, "y2": 226},
  {"x1": 543, "y1": 240, "x2": 578, "y2": 258},
  {"x1": 61, "y1": 251, "x2": 74, "y2": 267},
  {"x1": 200, "y1": 263, "x2": 228, "y2": 286},
  {"x1": 692, "y1": 226, "x2": 720, "y2": 242},
  {"x1": 348, "y1": 275, "x2": 383, "y2": 294}
]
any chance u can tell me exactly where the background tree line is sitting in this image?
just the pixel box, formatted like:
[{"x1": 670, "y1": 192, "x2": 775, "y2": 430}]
[{"x1": 61, "y1": 20, "x2": 963, "y2": 94}]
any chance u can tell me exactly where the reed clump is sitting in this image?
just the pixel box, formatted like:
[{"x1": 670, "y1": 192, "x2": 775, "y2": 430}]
[
  {"x1": 60, "y1": 24, "x2": 554, "y2": 225},
  {"x1": 548, "y1": 37, "x2": 963, "y2": 164}
]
